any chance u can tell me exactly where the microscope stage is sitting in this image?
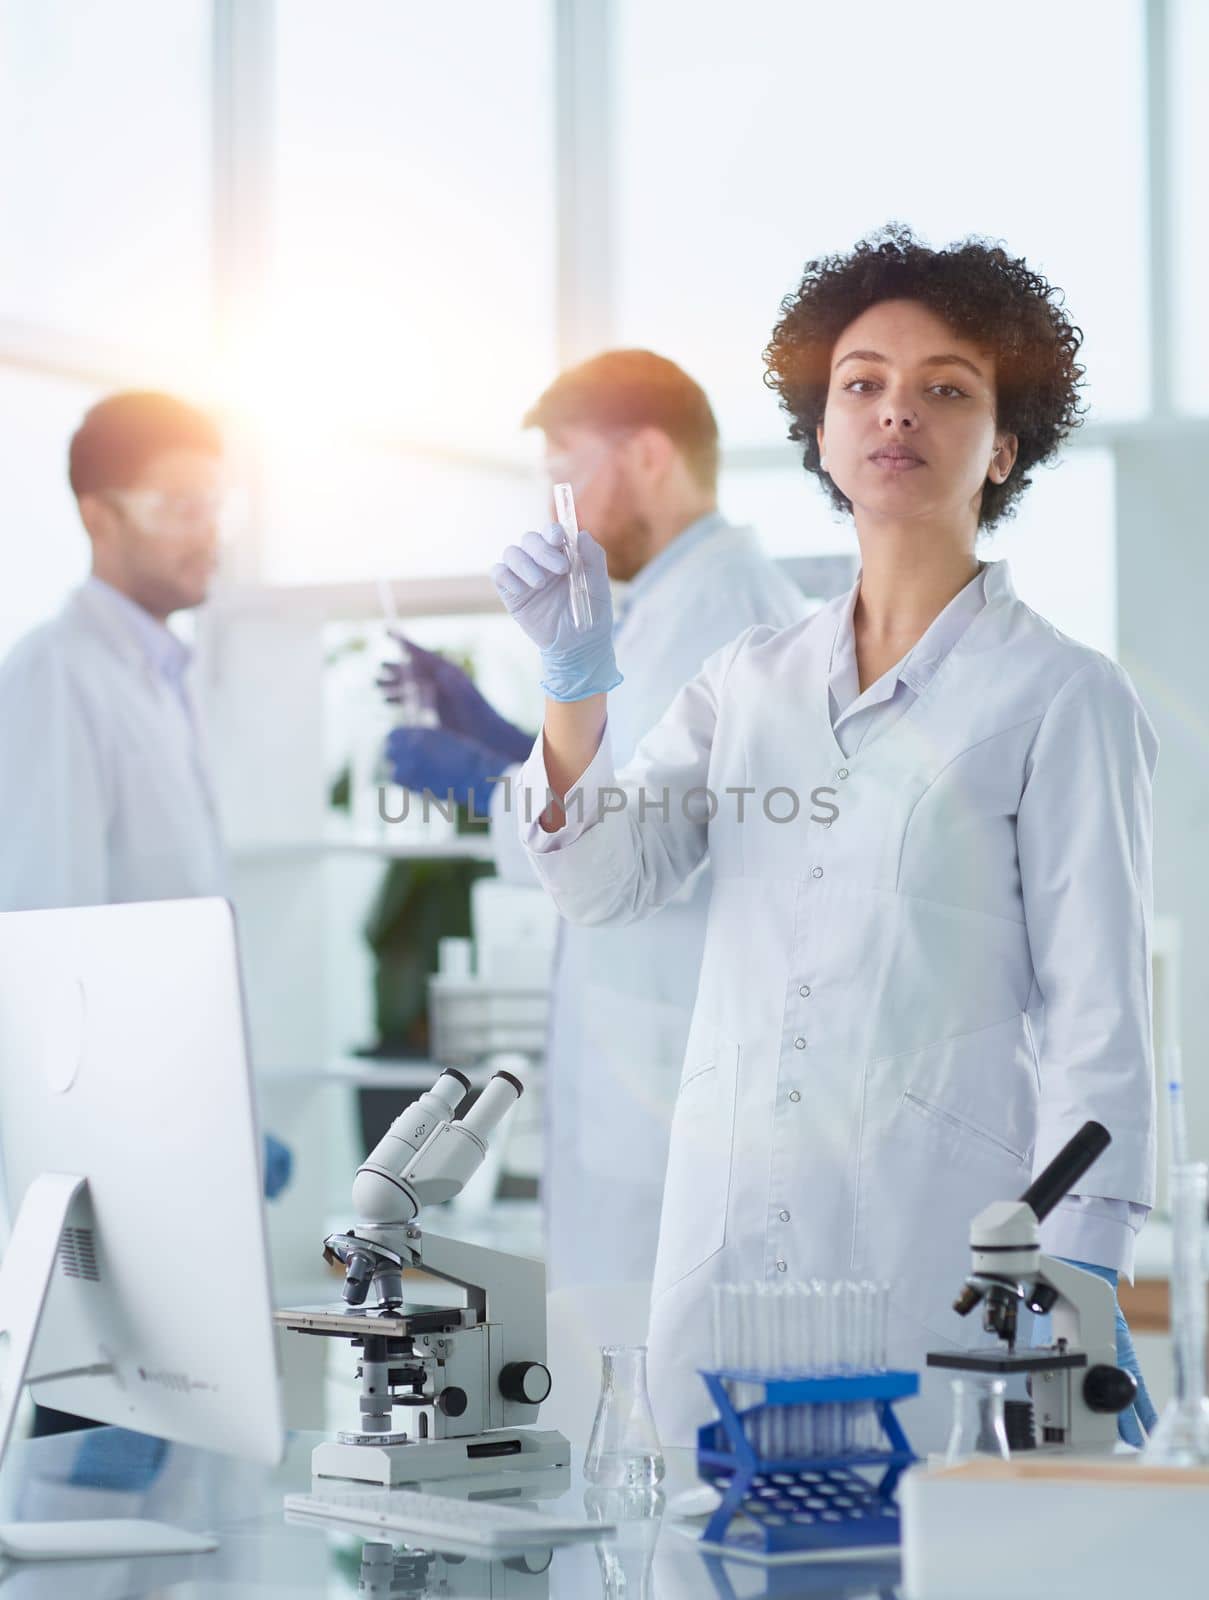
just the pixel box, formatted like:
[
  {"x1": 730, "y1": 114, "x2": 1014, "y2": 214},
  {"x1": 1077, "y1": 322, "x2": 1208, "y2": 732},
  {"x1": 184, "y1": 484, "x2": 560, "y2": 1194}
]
[
  {"x1": 274, "y1": 1304, "x2": 469, "y2": 1339},
  {"x1": 926, "y1": 1348, "x2": 1087, "y2": 1375}
]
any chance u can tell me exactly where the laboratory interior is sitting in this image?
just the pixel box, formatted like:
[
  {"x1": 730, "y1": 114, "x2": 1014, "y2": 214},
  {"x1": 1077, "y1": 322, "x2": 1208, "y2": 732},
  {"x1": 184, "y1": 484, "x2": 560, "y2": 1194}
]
[{"x1": 1, "y1": 1, "x2": 1208, "y2": 1595}]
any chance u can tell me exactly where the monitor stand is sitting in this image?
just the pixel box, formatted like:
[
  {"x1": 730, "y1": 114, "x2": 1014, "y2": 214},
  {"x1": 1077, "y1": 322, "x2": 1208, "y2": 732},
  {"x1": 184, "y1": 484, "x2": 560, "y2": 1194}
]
[{"x1": 0, "y1": 1173, "x2": 216, "y2": 1561}]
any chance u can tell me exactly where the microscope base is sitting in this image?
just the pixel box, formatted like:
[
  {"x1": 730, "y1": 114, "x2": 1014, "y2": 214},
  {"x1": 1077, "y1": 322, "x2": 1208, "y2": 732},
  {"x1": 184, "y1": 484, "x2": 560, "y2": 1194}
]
[{"x1": 312, "y1": 1428, "x2": 570, "y2": 1486}]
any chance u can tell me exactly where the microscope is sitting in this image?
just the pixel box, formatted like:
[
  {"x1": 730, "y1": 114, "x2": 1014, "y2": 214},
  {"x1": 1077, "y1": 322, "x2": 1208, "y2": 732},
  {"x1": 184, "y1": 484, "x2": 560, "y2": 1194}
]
[
  {"x1": 276, "y1": 1067, "x2": 569, "y2": 1485},
  {"x1": 927, "y1": 1120, "x2": 1138, "y2": 1454}
]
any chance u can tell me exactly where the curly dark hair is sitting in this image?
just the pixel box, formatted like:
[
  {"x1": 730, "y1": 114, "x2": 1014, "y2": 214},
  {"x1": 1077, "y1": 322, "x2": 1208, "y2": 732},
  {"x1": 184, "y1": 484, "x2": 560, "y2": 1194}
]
[{"x1": 763, "y1": 222, "x2": 1087, "y2": 529}]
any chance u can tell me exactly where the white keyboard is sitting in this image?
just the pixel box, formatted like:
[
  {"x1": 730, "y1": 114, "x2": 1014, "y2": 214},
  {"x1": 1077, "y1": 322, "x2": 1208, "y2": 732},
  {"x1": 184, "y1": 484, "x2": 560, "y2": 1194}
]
[{"x1": 284, "y1": 1487, "x2": 612, "y2": 1549}]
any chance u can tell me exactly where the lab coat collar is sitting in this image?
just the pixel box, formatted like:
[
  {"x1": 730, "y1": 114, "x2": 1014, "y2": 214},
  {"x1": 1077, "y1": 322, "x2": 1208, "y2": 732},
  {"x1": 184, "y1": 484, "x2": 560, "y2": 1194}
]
[
  {"x1": 80, "y1": 577, "x2": 192, "y2": 684},
  {"x1": 828, "y1": 557, "x2": 1007, "y2": 716}
]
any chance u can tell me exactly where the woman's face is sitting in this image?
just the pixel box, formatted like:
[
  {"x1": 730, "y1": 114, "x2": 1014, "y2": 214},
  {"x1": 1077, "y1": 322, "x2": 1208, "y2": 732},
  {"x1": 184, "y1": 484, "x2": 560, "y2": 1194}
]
[{"x1": 816, "y1": 298, "x2": 1016, "y2": 531}]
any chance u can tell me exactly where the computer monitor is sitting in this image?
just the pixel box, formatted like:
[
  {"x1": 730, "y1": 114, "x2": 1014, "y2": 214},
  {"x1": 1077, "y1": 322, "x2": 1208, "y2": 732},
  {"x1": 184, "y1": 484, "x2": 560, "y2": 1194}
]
[{"x1": 0, "y1": 898, "x2": 284, "y2": 1560}]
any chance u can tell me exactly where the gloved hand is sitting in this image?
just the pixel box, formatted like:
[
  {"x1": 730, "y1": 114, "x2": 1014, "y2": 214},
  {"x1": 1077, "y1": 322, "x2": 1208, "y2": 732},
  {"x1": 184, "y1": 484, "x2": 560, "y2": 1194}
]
[
  {"x1": 376, "y1": 636, "x2": 533, "y2": 764},
  {"x1": 491, "y1": 524, "x2": 622, "y2": 703},
  {"x1": 263, "y1": 1132, "x2": 293, "y2": 1201},
  {"x1": 1058, "y1": 1257, "x2": 1158, "y2": 1446},
  {"x1": 385, "y1": 725, "x2": 510, "y2": 815}
]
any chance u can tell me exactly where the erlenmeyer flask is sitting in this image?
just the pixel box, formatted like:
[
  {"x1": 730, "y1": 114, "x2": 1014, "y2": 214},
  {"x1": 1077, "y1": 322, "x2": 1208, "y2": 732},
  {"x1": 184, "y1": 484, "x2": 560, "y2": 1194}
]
[{"x1": 584, "y1": 1345, "x2": 666, "y2": 1489}]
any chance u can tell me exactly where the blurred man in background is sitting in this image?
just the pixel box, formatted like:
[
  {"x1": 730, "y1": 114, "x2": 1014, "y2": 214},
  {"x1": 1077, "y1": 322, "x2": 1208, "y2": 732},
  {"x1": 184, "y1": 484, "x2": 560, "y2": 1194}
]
[
  {"x1": 381, "y1": 350, "x2": 807, "y2": 1308},
  {"x1": 0, "y1": 392, "x2": 291, "y2": 1231},
  {"x1": 0, "y1": 392, "x2": 228, "y2": 910}
]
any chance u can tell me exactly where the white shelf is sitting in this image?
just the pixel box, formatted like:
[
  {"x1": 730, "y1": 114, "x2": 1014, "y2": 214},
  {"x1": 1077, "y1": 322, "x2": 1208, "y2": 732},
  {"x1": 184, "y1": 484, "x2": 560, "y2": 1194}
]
[
  {"x1": 259, "y1": 1055, "x2": 509, "y2": 1090},
  {"x1": 211, "y1": 572, "x2": 504, "y2": 623},
  {"x1": 231, "y1": 830, "x2": 497, "y2": 864}
]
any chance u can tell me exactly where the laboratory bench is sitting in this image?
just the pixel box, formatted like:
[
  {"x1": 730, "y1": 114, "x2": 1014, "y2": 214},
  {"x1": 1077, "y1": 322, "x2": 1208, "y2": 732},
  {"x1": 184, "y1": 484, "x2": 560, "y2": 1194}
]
[{"x1": 0, "y1": 1427, "x2": 909, "y2": 1599}]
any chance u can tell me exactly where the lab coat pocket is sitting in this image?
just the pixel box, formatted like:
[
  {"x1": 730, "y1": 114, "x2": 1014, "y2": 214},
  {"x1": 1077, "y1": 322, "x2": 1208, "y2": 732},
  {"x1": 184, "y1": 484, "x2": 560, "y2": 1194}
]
[
  {"x1": 651, "y1": 1034, "x2": 739, "y2": 1296},
  {"x1": 901, "y1": 1092, "x2": 1028, "y2": 1164},
  {"x1": 853, "y1": 1015, "x2": 1035, "y2": 1342}
]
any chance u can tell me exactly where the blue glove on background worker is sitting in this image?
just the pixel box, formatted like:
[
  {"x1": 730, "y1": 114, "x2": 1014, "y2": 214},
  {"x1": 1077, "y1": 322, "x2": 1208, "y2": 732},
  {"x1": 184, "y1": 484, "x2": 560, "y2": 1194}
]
[
  {"x1": 263, "y1": 1132, "x2": 293, "y2": 1201},
  {"x1": 490, "y1": 524, "x2": 621, "y2": 702},
  {"x1": 377, "y1": 634, "x2": 533, "y2": 762},
  {"x1": 1059, "y1": 1256, "x2": 1157, "y2": 1446},
  {"x1": 378, "y1": 634, "x2": 536, "y2": 809},
  {"x1": 386, "y1": 724, "x2": 513, "y2": 815}
]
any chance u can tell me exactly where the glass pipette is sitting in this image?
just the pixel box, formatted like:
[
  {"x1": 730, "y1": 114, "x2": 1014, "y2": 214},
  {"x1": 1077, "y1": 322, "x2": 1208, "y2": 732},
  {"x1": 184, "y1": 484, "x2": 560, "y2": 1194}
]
[{"x1": 553, "y1": 482, "x2": 593, "y2": 631}]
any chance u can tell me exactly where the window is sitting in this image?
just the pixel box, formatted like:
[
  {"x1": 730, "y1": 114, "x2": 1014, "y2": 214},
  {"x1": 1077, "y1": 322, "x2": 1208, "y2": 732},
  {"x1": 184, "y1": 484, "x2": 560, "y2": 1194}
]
[
  {"x1": 268, "y1": 0, "x2": 556, "y2": 458},
  {"x1": 615, "y1": 0, "x2": 1148, "y2": 443},
  {"x1": 258, "y1": 435, "x2": 544, "y2": 585},
  {"x1": 0, "y1": 1, "x2": 212, "y2": 358},
  {"x1": 1172, "y1": 0, "x2": 1209, "y2": 414}
]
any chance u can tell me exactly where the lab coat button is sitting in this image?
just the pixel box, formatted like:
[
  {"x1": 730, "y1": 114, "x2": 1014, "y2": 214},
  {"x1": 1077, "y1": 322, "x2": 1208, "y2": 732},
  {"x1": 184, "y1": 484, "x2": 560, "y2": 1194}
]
[
  {"x1": 779, "y1": 1209, "x2": 791, "y2": 1222},
  {"x1": 798, "y1": 985, "x2": 811, "y2": 998},
  {"x1": 837, "y1": 768, "x2": 849, "y2": 780},
  {"x1": 811, "y1": 867, "x2": 823, "y2": 879},
  {"x1": 794, "y1": 1036, "x2": 806, "y2": 1049},
  {"x1": 788, "y1": 1090, "x2": 801, "y2": 1103},
  {"x1": 775, "y1": 1259, "x2": 788, "y2": 1272}
]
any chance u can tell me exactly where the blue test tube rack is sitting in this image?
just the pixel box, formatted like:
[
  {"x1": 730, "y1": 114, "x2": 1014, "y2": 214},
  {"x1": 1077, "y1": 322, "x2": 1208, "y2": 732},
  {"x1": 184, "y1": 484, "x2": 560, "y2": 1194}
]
[{"x1": 695, "y1": 1367, "x2": 919, "y2": 1558}]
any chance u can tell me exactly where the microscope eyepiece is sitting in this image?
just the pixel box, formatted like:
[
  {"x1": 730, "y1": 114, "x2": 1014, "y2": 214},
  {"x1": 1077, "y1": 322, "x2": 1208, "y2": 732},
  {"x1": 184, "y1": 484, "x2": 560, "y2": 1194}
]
[
  {"x1": 458, "y1": 1071, "x2": 524, "y2": 1142},
  {"x1": 1018, "y1": 1121, "x2": 1111, "y2": 1224}
]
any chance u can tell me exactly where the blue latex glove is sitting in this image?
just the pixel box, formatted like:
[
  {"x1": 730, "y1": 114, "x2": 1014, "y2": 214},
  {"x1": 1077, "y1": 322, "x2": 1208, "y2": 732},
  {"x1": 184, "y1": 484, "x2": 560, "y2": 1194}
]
[
  {"x1": 1058, "y1": 1257, "x2": 1158, "y2": 1445},
  {"x1": 385, "y1": 725, "x2": 510, "y2": 816},
  {"x1": 376, "y1": 635, "x2": 533, "y2": 764},
  {"x1": 491, "y1": 524, "x2": 621, "y2": 703},
  {"x1": 69, "y1": 1428, "x2": 169, "y2": 1490},
  {"x1": 263, "y1": 1132, "x2": 293, "y2": 1201}
]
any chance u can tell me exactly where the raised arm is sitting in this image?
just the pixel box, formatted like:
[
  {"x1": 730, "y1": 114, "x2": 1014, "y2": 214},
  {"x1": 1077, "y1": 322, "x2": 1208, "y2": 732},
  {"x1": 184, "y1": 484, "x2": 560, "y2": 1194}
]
[
  {"x1": 491, "y1": 522, "x2": 736, "y2": 928},
  {"x1": 491, "y1": 522, "x2": 619, "y2": 831}
]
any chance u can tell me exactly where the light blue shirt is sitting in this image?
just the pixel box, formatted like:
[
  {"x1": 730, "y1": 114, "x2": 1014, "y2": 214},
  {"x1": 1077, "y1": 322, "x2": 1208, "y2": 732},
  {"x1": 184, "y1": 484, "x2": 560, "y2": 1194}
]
[
  {"x1": 86, "y1": 577, "x2": 194, "y2": 720},
  {"x1": 610, "y1": 511, "x2": 728, "y2": 630}
]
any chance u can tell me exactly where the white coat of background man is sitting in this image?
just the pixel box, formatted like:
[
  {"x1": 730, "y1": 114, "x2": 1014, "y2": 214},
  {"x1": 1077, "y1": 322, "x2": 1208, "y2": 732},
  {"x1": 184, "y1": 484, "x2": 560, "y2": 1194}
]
[{"x1": 380, "y1": 350, "x2": 807, "y2": 1301}]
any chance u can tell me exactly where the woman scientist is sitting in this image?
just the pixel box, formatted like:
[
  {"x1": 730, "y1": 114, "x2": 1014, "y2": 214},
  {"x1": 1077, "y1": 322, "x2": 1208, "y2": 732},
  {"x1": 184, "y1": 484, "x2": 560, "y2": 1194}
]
[{"x1": 491, "y1": 224, "x2": 1158, "y2": 1452}]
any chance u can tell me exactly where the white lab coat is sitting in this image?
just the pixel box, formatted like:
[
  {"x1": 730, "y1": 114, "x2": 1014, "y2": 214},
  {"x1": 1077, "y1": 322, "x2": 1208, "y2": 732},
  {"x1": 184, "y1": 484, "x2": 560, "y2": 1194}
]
[
  {"x1": 491, "y1": 516, "x2": 808, "y2": 1294},
  {"x1": 517, "y1": 558, "x2": 1158, "y2": 1451},
  {"x1": 0, "y1": 583, "x2": 225, "y2": 911}
]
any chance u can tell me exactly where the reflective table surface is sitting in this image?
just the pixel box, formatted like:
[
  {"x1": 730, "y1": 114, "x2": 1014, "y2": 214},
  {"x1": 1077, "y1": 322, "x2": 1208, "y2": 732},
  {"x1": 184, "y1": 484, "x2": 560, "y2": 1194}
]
[{"x1": 0, "y1": 1427, "x2": 903, "y2": 1598}]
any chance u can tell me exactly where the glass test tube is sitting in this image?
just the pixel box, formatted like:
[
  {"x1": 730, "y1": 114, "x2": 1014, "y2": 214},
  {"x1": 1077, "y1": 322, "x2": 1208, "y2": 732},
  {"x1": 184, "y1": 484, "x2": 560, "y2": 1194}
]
[
  {"x1": 711, "y1": 1279, "x2": 898, "y2": 1461},
  {"x1": 1144, "y1": 1161, "x2": 1209, "y2": 1464},
  {"x1": 552, "y1": 482, "x2": 594, "y2": 631}
]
